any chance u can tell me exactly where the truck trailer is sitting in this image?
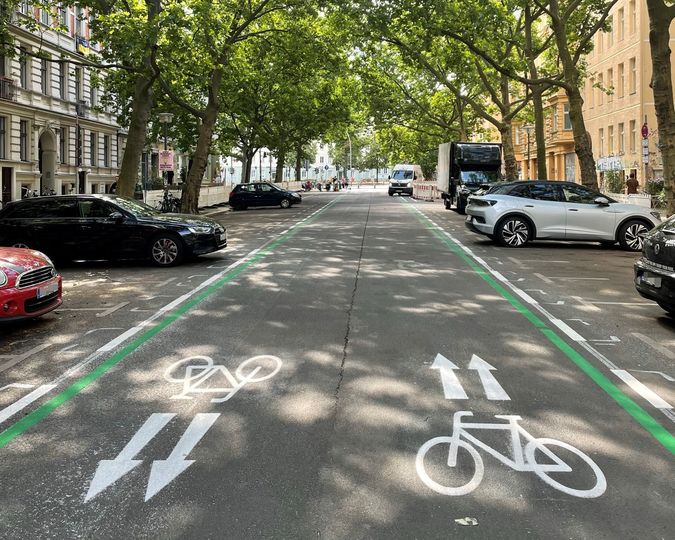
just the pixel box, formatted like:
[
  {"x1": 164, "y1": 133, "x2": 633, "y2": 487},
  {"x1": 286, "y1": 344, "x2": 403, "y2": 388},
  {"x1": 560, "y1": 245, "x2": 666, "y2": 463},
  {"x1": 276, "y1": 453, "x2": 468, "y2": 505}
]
[{"x1": 437, "y1": 142, "x2": 502, "y2": 214}]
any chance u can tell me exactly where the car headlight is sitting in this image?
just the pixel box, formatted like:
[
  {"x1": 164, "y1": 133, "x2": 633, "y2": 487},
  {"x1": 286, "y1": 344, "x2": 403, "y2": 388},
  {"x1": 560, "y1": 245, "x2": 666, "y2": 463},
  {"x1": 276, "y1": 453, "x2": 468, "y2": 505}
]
[
  {"x1": 0, "y1": 270, "x2": 7, "y2": 288},
  {"x1": 650, "y1": 211, "x2": 661, "y2": 221},
  {"x1": 188, "y1": 226, "x2": 212, "y2": 234}
]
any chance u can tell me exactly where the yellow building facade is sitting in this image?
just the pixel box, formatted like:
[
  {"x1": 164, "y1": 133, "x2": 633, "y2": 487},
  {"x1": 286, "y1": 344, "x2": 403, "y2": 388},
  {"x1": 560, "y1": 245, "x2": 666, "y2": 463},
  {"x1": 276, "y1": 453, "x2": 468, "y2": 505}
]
[{"x1": 514, "y1": 0, "x2": 675, "y2": 189}]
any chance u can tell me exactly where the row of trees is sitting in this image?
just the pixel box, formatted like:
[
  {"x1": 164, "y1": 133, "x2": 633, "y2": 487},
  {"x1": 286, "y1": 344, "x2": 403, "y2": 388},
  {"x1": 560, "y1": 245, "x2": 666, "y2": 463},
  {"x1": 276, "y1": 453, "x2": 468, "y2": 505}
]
[{"x1": 2, "y1": 1, "x2": 672, "y2": 212}]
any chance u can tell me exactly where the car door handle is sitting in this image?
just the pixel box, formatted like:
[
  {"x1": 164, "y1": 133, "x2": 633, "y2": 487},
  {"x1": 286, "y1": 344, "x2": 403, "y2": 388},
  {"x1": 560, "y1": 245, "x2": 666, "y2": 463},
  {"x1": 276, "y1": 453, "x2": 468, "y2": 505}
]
[
  {"x1": 568, "y1": 209, "x2": 579, "y2": 211},
  {"x1": 524, "y1": 204, "x2": 534, "y2": 208}
]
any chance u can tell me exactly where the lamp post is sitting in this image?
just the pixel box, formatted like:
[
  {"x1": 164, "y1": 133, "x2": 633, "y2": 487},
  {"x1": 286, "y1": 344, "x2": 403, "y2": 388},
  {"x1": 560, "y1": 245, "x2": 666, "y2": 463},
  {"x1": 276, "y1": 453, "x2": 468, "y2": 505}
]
[
  {"x1": 346, "y1": 131, "x2": 353, "y2": 186},
  {"x1": 158, "y1": 112, "x2": 174, "y2": 185},
  {"x1": 522, "y1": 124, "x2": 534, "y2": 180},
  {"x1": 259, "y1": 150, "x2": 263, "y2": 182}
]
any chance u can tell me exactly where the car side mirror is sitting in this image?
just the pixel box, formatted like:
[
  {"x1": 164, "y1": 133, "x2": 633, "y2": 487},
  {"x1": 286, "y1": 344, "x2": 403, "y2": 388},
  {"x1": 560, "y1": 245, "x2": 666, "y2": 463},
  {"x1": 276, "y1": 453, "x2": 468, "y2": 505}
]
[
  {"x1": 594, "y1": 197, "x2": 610, "y2": 206},
  {"x1": 109, "y1": 211, "x2": 125, "y2": 221}
]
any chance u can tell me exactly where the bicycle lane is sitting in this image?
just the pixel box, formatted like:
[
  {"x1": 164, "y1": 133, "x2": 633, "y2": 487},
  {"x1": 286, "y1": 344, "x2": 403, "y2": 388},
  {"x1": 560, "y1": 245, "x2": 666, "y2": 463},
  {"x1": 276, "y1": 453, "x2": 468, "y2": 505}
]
[
  {"x1": 0, "y1": 194, "x2": 369, "y2": 538},
  {"x1": 308, "y1": 196, "x2": 674, "y2": 538}
]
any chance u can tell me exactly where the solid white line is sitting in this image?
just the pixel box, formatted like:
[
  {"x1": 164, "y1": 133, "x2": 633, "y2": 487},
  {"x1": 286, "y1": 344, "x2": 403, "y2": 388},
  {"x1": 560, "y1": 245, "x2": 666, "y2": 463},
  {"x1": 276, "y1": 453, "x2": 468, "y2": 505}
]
[
  {"x1": 0, "y1": 384, "x2": 56, "y2": 424},
  {"x1": 612, "y1": 370, "x2": 673, "y2": 410},
  {"x1": 534, "y1": 273, "x2": 554, "y2": 284},
  {"x1": 550, "y1": 319, "x2": 586, "y2": 342},
  {"x1": 632, "y1": 333, "x2": 675, "y2": 360}
]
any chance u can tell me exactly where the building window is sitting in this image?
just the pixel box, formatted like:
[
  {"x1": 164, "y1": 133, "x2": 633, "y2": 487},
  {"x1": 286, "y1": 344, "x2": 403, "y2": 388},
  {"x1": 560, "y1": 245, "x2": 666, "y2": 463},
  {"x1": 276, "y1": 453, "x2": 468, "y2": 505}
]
[
  {"x1": 59, "y1": 4, "x2": 68, "y2": 29},
  {"x1": 618, "y1": 63, "x2": 624, "y2": 98},
  {"x1": 608, "y1": 125, "x2": 614, "y2": 154},
  {"x1": 607, "y1": 68, "x2": 614, "y2": 101},
  {"x1": 91, "y1": 84, "x2": 98, "y2": 107},
  {"x1": 59, "y1": 61, "x2": 67, "y2": 99},
  {"x1": 563, "y1": 104, "x2": 572, "y2": 130},
  {"x1": 597, "y1": 31, "x2": 603, "y2": 53},
  {"x1": 19, "y1": 120, "x2": 28, "y2": 161},
  {"x1": 60, "y1": 127, "x2": 68, "y2": 164},
  {"x1": 598, "y1": 73, "x2": 604, "y2": 105},
  {"x1": 599, "y1": 128, "x2": 604, "y2": 156},
  {"x1": 18, "y1": 1, "x2": 29, "y2": 14},
  {"x1": 618, "y1": 8, "x2": 624, "y2": 41},
  {"x1": 629, "y1": 57, "x2": 636, "y2": 93},
  {"x1": 77, "y1": 128, "x2": 83, "y2": 166},
  {"x1": 40, "y1": 58, "x2": 49, "y2": 95},
  {"x1": 75, "y1": 67, "x2": 82, "y2": 100},
  {"x1": 607, "y1": 15, "x2": 614, "y2": 47},
  {"x1": 0, "y1": 116, "x2": 6, "y2": 160},
  {"x1": 41, "y1": 8, "x2": 50, "y2": 26},
  {"x1": 90, "y1": 132, "x2": 97, "y2": 166},
  {"x1": 629, "y1": 0, "x2": 636, "y2": 34},
  {"x1": 103, "y1": 134, "x2": 109, "y2": 167},
  {"x1": 619, "y1": 123, "x2": 625, "y2": 153},
  {"x1": 589, "y1": 78, "x2": 595, "y2": 108},
  {"x1": 630, "y1": 120, "x2": 637, "y2": 153},
  {"x1": 76, "y1": 6, "x2": 83, "y2": 35},
  {"x1": 19, "y1": 48, "x2": 28, "y2": 89}
]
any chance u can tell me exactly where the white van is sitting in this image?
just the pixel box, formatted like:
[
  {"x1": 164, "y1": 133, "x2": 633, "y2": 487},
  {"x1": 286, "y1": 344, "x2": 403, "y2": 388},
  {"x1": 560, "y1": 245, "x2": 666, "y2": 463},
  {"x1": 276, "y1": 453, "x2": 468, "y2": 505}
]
[{"x1": 388, "y1": 164, "x2": 423, "y2": 196}]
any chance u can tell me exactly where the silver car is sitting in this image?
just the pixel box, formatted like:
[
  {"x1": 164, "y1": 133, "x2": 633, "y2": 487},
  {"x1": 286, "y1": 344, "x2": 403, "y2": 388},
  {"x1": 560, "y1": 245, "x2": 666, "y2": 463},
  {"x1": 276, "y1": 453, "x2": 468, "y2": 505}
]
[{"x1": 465, "y1": 181, "x2": 661, "y2": 251}]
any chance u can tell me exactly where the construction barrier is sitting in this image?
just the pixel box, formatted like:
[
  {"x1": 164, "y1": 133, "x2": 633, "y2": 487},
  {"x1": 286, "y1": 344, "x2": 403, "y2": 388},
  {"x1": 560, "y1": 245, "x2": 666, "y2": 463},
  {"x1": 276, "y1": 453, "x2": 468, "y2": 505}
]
[{"x1": 413, "y1": 181, "x2": 439, "y2": 201}]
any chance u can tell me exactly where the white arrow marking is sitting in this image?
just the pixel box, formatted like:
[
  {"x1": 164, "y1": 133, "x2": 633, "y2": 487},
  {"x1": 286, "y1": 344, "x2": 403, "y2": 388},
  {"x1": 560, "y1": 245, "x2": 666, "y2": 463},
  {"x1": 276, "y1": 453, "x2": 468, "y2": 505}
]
[
  {"x1": 431, "y1": 354, "x2": 468, "y2": 400},
  {"x1": 591, "y1": 336, "x2": 620, "y2": 343},
  {"x1": 145, "y1": 413, "x2": 219, "y2": 501},
  {"x1": 85, "y1": 413, "x2": 175, "y2": 502},
  {"x1": 631, "y1": 370, "x2": 675, "y2": 382},
  {"x1": 468, "y1": 355, "x2": 511, "y2": 401},
  {"x1": 568, "y1": 318, "x2": 591, "y2": 326}
]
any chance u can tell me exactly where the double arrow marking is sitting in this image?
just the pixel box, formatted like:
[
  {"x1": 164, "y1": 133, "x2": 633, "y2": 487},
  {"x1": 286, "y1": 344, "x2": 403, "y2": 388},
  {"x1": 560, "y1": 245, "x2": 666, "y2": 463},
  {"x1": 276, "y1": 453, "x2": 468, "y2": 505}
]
[
  {"x1": 85, "y1": 413, "x2": 219, "y2": 502},
  {"x1": 431, "y1": 353, "x2": 510, "y2": 401}
]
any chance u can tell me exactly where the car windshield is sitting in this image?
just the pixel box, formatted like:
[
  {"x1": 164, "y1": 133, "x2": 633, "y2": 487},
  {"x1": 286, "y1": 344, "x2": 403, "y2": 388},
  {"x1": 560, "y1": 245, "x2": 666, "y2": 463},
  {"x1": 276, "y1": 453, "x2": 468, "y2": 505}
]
[
  {"x1": 392, "y1": 170, "x2": 414, "y2": 180},
  {"x1": 486, "y1": 183, "x2": 516, "y2": 194},
  {"x1": 110, "y1": 196, "x2": 159, "y2": 217},
  {"x1": 460, "y1": 170, "x2": 500, "y2": 185}
]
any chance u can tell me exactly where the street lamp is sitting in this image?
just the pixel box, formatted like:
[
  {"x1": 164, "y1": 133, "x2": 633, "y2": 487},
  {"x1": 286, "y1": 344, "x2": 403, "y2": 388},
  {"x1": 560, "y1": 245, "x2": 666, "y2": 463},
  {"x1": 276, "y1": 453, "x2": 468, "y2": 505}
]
[
  {"x1": 346, "y1": 131, "x2": 352, "y2": 185},
  {"x1": 158, "y1": 112, "x2": 174, "y2": 185},
  {"x1": 522, "y1": 124, "x2": 535, "y2": 180}
]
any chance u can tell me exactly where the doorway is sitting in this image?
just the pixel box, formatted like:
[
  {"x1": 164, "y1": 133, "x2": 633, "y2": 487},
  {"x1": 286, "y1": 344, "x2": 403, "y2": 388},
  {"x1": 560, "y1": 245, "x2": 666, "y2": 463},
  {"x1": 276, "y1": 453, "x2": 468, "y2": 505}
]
[
  {"x1": 1, "y1": 167, "x2": 11, "y2": 204},
  {"x1": 78, "y1": 170, "x2": 87, "y2": 194},
  {"x1": 39, "y1": 130, "x2": 57, "y2": 195}
]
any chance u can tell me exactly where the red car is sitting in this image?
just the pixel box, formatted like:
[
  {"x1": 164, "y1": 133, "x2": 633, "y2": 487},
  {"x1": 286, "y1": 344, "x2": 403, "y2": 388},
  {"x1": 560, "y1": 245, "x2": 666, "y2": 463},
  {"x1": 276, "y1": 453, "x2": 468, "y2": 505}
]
[{"x1": 0, "y1": 247, "x2": 62, "y2": 321}]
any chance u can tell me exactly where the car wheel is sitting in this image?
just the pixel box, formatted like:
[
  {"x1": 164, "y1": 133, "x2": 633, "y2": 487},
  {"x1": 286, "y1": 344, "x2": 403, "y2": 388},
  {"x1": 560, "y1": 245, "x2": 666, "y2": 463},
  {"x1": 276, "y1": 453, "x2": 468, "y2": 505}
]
[
  {"x1": 149, "y1": 234, "x2": 184, "y2": 267},
  {"x1": 657, "y1": 302, "x2": 675, "y2": 316},
  {"x1": 11, "y1": 240, "x2": 32, "y2": 249},
  {"x1": 618, "y1": 220, "x2": 650, "y2": 251},
  {"x1": 444, "y1": 198, "x2": 451, "y2": 210},
  {"x1": 495, "y1": 216, "x2": 532, "y2": 248},
  {"x1": 280, "y1": 198, "x2": 291, "y2": 209},
  {"x1": 456, "y1": 196, "x2": 467, "y2": 214}
]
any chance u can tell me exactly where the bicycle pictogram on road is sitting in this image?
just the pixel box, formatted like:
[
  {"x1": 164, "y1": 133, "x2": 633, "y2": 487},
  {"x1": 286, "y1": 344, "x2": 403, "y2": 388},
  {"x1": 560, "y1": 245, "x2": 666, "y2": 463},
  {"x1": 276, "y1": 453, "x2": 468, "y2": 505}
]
[{"x1": 164, "y1": 355, "x2": 282, "y2": 403}]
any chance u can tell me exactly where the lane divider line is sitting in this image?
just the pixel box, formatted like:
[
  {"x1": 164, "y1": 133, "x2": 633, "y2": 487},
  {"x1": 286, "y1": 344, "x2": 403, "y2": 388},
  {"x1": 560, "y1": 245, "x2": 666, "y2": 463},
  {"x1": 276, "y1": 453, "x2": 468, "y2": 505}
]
[
  {"x1": 0, "y1": 198, "x2": 340, "y2": 450},
  {"x1": 403, "y1": 199, "x2": 675, "y2": 455},
  {"x1": 612, "y1": 370, "x2": 673, "y2": 410}
]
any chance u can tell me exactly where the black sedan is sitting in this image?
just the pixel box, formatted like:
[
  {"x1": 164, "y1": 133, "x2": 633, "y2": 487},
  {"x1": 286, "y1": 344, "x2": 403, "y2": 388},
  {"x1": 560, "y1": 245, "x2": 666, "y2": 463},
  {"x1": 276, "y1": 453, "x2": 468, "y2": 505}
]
[
  {"x1": 0, "y1": 195, "x2": 227, "y2": 267},
  {"x1": 635, "y1": 214, "x2": 675, "y2": 315},
  {"x1": 229, "y1": 182, "x2": 301, "y2": 210}
]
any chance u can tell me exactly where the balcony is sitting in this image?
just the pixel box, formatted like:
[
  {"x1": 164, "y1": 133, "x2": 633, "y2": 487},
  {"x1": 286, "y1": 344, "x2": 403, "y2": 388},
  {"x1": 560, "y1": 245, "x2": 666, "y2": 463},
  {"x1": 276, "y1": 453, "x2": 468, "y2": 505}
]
[
  {"x1": 0, "y1": 77, "x2": 17, "y2": 101},
  {"x1": 76, "y1": 99, "x2": 88, "y2": 117}
]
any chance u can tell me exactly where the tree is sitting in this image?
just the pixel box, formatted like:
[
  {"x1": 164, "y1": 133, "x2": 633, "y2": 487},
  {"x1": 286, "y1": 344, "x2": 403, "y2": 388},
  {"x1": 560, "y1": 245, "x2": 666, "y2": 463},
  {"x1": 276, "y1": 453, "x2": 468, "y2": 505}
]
[{"x1": 645, "y1": 0, "x2": 675, "y2": 215}]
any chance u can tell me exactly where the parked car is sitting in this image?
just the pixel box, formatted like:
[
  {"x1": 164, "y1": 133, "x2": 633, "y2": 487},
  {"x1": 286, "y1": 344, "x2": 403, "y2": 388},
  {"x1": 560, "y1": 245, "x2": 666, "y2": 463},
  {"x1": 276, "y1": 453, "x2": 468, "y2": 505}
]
[
  {"x1": 0, "y1": 195, "x2": 227, "y2": 267},
  {"x1": 465, "y1": 181, "x2": 661, "y2": 250},
  {"x1": 0, "y1": 247, "x2": 62, "y2": 322},
  {"x1": 635, "y1": 215, "x2": 675, "y2": 315},
  {"x1": 229, "y1": 182, "x2": 302, "y2": 210}
]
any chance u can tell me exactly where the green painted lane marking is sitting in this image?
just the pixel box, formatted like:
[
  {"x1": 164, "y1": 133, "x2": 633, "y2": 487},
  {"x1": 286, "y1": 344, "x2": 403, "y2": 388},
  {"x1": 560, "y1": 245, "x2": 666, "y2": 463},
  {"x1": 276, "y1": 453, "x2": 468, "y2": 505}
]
[
  {"x1": 406, "y1": 202, "x2": 675, "y2": 455},
  {"x1": 0, "y1": 200, "x2": 338, "y2": 450}
]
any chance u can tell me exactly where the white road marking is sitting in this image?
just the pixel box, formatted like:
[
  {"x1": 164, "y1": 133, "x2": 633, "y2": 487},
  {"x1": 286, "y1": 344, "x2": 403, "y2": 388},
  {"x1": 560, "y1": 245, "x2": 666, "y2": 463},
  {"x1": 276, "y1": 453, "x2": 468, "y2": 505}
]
[
  {"x1": 145, "y1": 413, "x2": 220, "y2": 501},
  {"x1": 571, "y1": 296, "x2": 602, "y2": 312},
  {"x1": 85, "y1": 413, "x2": 176, "y2": 502},
  {"x1": 0, "y1": 343, "x2": 53, "y2": 373},
  {"x1": 84, "y1": 328, "x2": 123, "y2": 336},
  {"x1": 549, "y1": 277, "x2": 610, "y2": 281},
  {"x1": 550, "y1": 319, "x2": 586, "y2": 342},
  {"x1": 590, "y1": 301, "x2": 653, "y2": 306},
  {"x1": 591, "y1": 336, "x2": 621, "y2": 343},
  {"x1": 0, "y1": 384, "x2": 57, "y2": 424},
  {"x1": 525, "y1": 289, "x2": 548, "y2": 296},
  {"x1": 431, "y1": 354, "x2": 468, "y2": 400},
  {"x1": 468, "y1": 355, "x2": 510, "y2": 401},
  {"x1": 568, "y1": 319, "x2": 591, "y2": 326},
  {"x1": 612, "y1": 370, "x2": 673, "y2": 410},
  {"x1": 631, "y1": 370, "x2": 675, "y2": 382},
  {"x1": 632, "y1": 333, "x2": 675, "y2": 361},
  {"x1": 58, "y1": 302, "x2": 130, "y2": 317},
  {"x1": 154, "y1": 277, "x2": 176, "y2": 288},
  {"x1": 534, "y1": 273, "x2": 554, "y2": 285}
]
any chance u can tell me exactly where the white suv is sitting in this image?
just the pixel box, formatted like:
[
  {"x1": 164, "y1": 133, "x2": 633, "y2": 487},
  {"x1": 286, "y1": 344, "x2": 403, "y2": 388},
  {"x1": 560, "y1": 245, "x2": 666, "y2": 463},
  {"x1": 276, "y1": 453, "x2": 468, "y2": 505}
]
[{"x1": 465, "y1": 181, "x2": 661, "y2": 251}]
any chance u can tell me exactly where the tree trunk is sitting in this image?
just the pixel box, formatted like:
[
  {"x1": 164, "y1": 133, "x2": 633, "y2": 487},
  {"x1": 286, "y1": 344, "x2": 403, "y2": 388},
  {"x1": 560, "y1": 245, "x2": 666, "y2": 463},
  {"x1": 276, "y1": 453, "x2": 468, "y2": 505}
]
[
  {"x1": 275, "y1": 149, "x2": 285, "y2": 183},
  {"x1": 499, "y1": 123, "x2": 518, "y2": 181},
  {"x1": 646, "y1": 0, "x2": 675, "y2": 215},
  {"x1": 295, "y1": 145, "x2": 302, "y2": 182},
  {"x1": 549, "y1": 0, "x2": 598, "y2": 190},
  {"x1": 181, "y1": 69, "x2": 223, "y2": 213},
  {"x1": 241, "y1": 145, "x2": 250, "y2": 183},
  {"x1": 532, "y1": 87, "x2": 548, "y2": 180}
]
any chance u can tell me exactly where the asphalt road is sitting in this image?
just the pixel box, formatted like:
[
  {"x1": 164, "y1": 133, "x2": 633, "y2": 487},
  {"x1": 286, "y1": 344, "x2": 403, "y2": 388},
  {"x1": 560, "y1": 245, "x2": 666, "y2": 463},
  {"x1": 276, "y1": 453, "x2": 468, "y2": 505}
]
[{"x1": 0, "y1": 190, "x2": 673, "y2": 539}]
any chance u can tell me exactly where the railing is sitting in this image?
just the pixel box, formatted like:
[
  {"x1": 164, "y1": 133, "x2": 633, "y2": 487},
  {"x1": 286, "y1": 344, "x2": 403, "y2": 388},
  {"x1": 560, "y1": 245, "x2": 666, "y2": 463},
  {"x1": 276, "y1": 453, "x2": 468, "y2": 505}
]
[{"x1": 0, "y1": 77, "x2": 17, "y2": 101}]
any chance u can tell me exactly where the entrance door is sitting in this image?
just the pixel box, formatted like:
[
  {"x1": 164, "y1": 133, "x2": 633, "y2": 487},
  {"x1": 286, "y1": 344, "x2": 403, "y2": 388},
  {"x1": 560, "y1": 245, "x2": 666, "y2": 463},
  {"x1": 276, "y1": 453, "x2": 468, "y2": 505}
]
[
  {"x1": 564, "y1": 153, "x2": 576, "y2": 183},
  {"x1": 1, "y1": 167, "x2": 11, "y2": 204},
  {"x1": 78, "y1": 170, "x2": 86, "y2": 194},
  {"x1": 39, "y1": 131, "x2": 57, "y2": 195}
]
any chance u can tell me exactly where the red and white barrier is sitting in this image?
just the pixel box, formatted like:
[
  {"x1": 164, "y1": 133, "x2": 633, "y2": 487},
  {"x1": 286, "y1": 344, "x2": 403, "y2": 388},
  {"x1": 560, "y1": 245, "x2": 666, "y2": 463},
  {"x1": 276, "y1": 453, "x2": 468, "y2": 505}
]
[{"x1": 413, "y1": 181, "x2": 439, "y2": 201}]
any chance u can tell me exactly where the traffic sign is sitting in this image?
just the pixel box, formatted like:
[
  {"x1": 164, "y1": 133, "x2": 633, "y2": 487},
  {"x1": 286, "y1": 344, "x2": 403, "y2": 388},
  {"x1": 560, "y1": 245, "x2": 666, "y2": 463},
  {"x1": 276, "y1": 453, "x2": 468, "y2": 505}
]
[
  {"x1": 642, "y1": 123, "x2": 649, "y2": 139},
  {"x1": 159, "y1": 150, "x2": 174, "y2": 172}
]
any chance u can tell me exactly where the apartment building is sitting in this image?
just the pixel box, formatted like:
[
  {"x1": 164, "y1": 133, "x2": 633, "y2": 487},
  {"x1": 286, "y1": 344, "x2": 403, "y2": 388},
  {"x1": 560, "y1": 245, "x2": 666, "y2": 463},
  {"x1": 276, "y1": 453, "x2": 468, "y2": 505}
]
[
  {"x1": 514, "y1": 0, "x2": 674, "y2": 188},
  {"x1": 0, "y1": 3, "x2": 125, "y2": 204}
]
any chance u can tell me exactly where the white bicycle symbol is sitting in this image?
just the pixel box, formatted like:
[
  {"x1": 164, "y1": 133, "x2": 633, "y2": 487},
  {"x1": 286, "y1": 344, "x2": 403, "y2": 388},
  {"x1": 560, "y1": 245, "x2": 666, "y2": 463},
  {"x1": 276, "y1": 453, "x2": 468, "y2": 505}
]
[
  {"x1": 416, "y1": 411, "x2": 606, "y2": 499},
  {"x1": 164, "y1": 355, "x2": 282, "y2": 403}
]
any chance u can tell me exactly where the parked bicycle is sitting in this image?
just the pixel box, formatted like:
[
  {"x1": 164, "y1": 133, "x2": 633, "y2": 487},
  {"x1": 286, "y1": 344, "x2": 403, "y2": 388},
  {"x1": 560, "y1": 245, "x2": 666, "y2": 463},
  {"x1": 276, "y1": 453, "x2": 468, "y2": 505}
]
[
  {"x1": 156, "y1": 188, "x2": 182, "y2": 213},
  {"x1": 416, "y1": 411, "x2": 606, "y2": 498}
]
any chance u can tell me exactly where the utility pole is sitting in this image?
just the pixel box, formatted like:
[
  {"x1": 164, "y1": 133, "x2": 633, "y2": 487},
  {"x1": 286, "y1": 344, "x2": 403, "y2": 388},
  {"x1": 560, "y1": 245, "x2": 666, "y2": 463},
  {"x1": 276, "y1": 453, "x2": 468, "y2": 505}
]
[{"x1": 346, "y1": 132, "x2": 352, "y2": 185}]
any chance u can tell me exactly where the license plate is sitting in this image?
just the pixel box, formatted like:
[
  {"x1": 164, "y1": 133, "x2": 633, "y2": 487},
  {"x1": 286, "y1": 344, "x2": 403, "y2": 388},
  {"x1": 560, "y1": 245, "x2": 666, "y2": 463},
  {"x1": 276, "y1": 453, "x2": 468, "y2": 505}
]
[
  {"x1": 219, "y1": 233, "x2": 226, "y2": 242},
  {"x1": 37, "y1": 281, "x2": 58, "y2": 299},
  {"x1": 640, "y1": 274, "x2": 662, "y2": 288}
]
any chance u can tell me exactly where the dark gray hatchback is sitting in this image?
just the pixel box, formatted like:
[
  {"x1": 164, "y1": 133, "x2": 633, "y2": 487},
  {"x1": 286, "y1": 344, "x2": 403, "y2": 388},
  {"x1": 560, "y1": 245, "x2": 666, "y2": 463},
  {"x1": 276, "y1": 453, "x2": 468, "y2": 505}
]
[
  {"x1": 634, "y1": 215, "x2": 675, "y2": 314},
  {"x1": 0, "y1": 195, "x2": 227, "y2": 267}
]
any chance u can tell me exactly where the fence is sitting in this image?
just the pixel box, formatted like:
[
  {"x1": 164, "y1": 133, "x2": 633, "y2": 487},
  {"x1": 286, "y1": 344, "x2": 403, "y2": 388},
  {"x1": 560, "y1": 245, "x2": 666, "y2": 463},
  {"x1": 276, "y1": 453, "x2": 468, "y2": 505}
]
[{"x1": 412, "y1": 181, "x2": 440, "y2": 201}]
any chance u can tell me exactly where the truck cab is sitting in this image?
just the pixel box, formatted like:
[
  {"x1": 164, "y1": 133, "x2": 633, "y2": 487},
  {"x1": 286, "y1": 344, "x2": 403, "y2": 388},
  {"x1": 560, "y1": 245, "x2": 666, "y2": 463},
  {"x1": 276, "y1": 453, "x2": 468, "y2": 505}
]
[{"x1": 388, "y1": 164, "x2": 422, "y2": 196}]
